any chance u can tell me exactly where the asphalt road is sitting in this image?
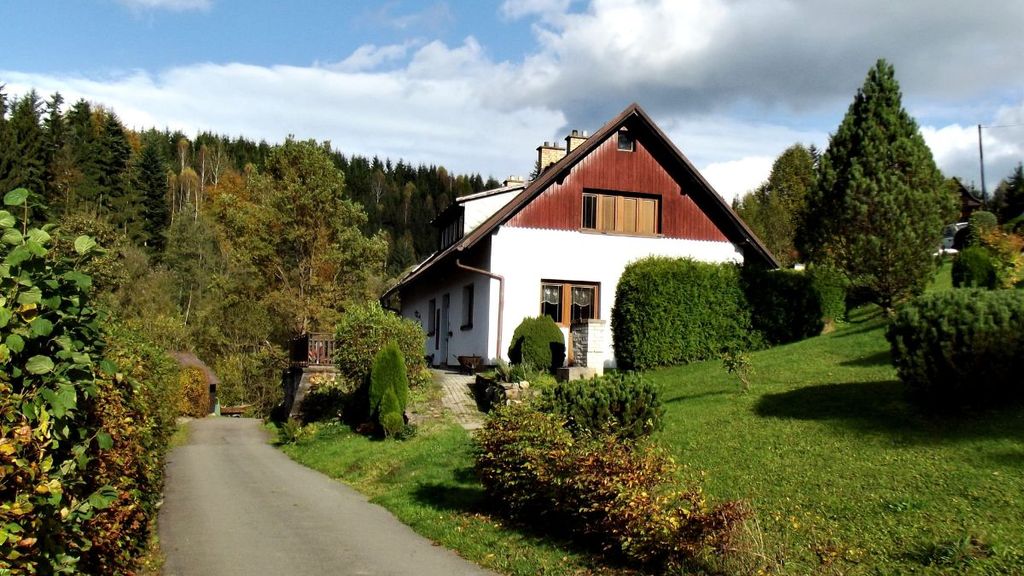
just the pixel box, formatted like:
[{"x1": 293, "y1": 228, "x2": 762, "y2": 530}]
[{"x1": 159, "y1": 417, "x2": 494, "y2": 576}]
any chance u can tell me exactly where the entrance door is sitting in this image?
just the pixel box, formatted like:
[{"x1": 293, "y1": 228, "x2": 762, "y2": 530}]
[{"x1": 440, "y1": 293, "x2": 450, "y2": 366}]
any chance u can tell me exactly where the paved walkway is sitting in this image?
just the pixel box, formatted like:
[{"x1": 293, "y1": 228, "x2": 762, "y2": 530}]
[
  {"x1": 432, "y1": 369, "x2": 485, "y2": 430},
  {"x1": 159, "y1": 417, "x2": 494, "y2": 576}
]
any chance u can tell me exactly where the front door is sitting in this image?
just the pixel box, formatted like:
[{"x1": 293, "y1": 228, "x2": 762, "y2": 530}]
[{"x1": 440, "y1": 293, "x2": 450, "y2": 366}]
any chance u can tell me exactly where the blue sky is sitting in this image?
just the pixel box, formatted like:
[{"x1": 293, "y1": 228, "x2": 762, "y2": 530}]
[{"x1": 3, "y1": 0, "x2": 1023, "y2": 201}]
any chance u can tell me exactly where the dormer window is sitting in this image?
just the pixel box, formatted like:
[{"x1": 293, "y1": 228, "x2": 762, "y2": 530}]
[
  {"x1": 617, "y1": 129, "x2": 635, "y2": 152},
  {"x1": 439, "y1": 209, "x2": 465, "y2": 249}
]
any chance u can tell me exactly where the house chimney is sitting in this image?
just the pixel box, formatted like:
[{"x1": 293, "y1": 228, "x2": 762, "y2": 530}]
[
  {"x1": 503, "y1": 175, "x2": 524, "y2": 187},
  {"x1": 565, "y1": 129, "x2": 588, "y2": 153},
  {"x1": 537, "y1": 141, "x2": 566, "y2": 173}
]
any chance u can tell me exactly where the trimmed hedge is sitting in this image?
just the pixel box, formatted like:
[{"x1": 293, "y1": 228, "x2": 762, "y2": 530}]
[
  {"x1": 507, "y1": 315, "x2": 565, "y2": 371},
  {"x1": 542, "y1": 372, "x2": 663, "y2": 439},
  {"x1": 743, "y1": 268, "x2": 824, "y2": 344},
  {"x1": 613, "y1": 257, "x2": 760, "y2": 369},
  {"x1": 474, "y1": 405, "x2": 747, "y2": 570},
  {"x1": 952, "y1": 246, "x2": 998, "y2": 289},
  {"x1": 887, "y1": 289, "x2": 1024, "y2": 405}
]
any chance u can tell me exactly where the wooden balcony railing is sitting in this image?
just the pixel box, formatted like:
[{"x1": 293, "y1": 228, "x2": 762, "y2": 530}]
[{"x1": 289, "y1": 333, "x2": 337, "y2": 368}]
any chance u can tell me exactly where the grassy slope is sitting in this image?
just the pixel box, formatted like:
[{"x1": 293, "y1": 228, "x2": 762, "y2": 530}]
[
  {"x1": 654, "y1": 306, "x2": 1024, "y2": 573},
  {"x1": 282, "y1": 301, "x2": 1024, "y2": 575}
]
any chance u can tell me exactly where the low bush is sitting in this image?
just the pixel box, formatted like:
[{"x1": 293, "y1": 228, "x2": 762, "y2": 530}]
[
  {"x1": 335, "y1": 302, "x2": 428, "y2": 388},
  {"x1": 613, "y1": 257, "x2": 760, "y2": 369},
  {"x1": 300, "y1": 373, "x2": 355, "y2": 423},
  {"x1": 951, "y1": 247, "x2": 998, "y2": 289},
  {"x1": 475, "y1": 404, "x2": 747, "y2": 570},
  {"x1": 887, "y1": 289, "x2": 1024, "y2": 405},
  {"x1": 507, "y1": 316, "x2": 565, "y2": 371},
  {"x1": 743, "y1": 268, "x2": 824, "y2": 344},
  {"x1": 542, "y1": 372, "x2": 663, "y2": 439}
]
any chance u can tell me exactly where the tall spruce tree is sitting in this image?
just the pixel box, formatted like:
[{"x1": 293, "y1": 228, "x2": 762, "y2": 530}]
[
  {"x1": 136, "y1": 141, "x2": 171, "y2": 252},
  {"x1": 798, "y1": 59, "x2": 954, "y2": 310}
]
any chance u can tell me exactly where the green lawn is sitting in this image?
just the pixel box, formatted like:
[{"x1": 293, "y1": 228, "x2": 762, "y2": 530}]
[{"x1": 282, "y1": 306, "x2": 1024, "y2": 575}]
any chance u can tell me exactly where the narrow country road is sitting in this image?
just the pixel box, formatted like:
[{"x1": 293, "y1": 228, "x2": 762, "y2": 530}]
[{"x1": 159, "y1": 417, "x2": 494, "y2": 576}]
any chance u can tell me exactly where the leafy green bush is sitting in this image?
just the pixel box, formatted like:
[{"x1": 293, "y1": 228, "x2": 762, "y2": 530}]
[
  {"x1": 887, "y1": 289, "x2": 1024, "y2": 405},
  {"x1": 743, "y1": 268, "x2": 824, "y2": 344},
  {"x1": 507, "y1": 316, "x2": 565, "y2": 371},
  {"x1": 474, "y1": 404, "x2": 747, "y2": 570},
  {"x1": 542, "y1": 372, "x2": 663, "y2": 439},
  {"x1": 612, "y1": 257, "x2": 760, "y2": 369},
  {"x1": 952, "y1": 247, "x2": 998, "y2": 289},
  {"x1": 335, "y1": 301, "x2": 428, "y2": 387},
  {"x1": 369, "y1": 342, "x2": 409, "y2": 438},
  {"x1": 0, "y1": 188, "x2": 176, "y2": 574}
]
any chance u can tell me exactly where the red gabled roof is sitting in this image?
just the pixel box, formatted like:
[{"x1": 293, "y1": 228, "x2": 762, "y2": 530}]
[{"x1": 382, "y1": 103, "x2": 778, "y2": 300}]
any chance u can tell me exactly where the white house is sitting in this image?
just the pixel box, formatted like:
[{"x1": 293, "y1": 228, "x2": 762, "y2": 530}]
[{"x1": 382, "y1": 103, "x2": 777, "y2": 369}]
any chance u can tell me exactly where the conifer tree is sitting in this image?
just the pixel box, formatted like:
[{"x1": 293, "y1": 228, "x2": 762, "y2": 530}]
[
  {"x1": 136, "y1": 141, "x2": 170, "y2": 251},
  {"x1": 798, "y1": 59, "x2": 955, "y2": 310}
]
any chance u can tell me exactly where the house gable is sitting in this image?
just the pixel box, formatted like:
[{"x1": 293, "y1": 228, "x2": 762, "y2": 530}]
[{"x1": 506, "y1": 124, "x2": 728, "y2": 242}]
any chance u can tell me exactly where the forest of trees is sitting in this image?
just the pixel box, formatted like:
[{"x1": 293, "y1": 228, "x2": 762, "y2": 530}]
[{"x1": 0, "y1": 85, "x2": 498, "y2": 413}]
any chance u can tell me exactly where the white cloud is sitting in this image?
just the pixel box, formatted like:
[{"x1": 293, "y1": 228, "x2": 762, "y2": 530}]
[
  {"x1": 4, "y1": 0, "x2": 1022, "y2": 196},
  {"x1": 500, "y1": 0, "x2": 572, "y2": 20},
  {"x1": 321, "y1": 42, "x2": 417, "y2": 73},
  {"x1": 701, "y1": 156, "x2": 775, "y2": 204},
  {"x1": 117, "y1": 0, "x2": 211, "y2": 11}
]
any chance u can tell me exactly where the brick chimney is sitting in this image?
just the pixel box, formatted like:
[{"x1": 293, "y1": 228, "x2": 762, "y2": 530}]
[
  {"x1": 565, "y1": 129, "x2": 588, "y2": 153},
  {"x1": 537, "y1": 141, "x2": 566, "y2": 173}
]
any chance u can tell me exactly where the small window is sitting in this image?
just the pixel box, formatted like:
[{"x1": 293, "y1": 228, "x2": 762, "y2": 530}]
[
  {"x1": 617, "y1": 129, "x2": 634, "y2": 152},
  {"x1": 541, "y1": 281, "x2": 599, "y2": 326},
  {"x1": 428, "y1": 299, "x2": 436, "y2": 336},
  {"x1": 582, "y1": 194, "x2": 597, "y2": 229},
  {"x1": 461, "y1": 284, "x2": 474, "y2": 329},
  {"x1": 570, "y1": 286, "x2": 595, "y2": 323},
  {"x1": 541, "y1": 283, "x2": 563, "y2": 323}
]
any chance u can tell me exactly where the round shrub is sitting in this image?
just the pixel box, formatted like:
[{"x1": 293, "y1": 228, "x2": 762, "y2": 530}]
[
  {"x1": 613, "y1": 257, "x2": 760, "y2": 370},
  {"x1": 887, "y1": 289, "x2": 1024, "y2": 406},
  {"x1": 951, "y1": 246, "x2": 998, "y2": 289},
  {"x1": 335, "y1": 301, "x2": 428, "y2": 387},
  {"x1": 507, "y1": 315, "x2": 565, "y2": 370},
  {"x1": 543, "y1": 372, "x2": 663, "y2": 439}
]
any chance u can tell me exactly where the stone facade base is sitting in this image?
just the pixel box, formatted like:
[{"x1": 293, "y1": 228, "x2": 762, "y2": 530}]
[{"x1": 556, "y1": 366, "x2": 601, "y2": 382}]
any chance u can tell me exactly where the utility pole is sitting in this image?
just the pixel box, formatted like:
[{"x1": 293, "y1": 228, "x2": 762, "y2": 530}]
[{"x1": 978, "y1": 124, "x2": 987, "y2": 205}]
